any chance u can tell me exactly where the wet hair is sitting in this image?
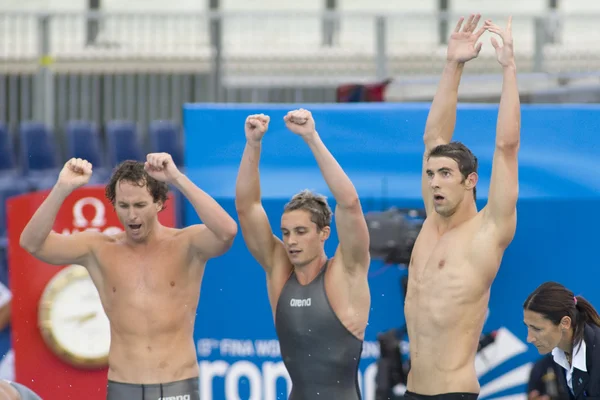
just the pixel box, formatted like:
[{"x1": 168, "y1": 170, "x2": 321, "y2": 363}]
[
  {"x1": 427, "y1": 141, "x2": 478, "y2": 201},
  {"x1": 524, "y1": 281, "x2": 600, "y2": 352},
  {"x1": 105, "y1": 160, "x2": 169, "y2": 210},
  {"x1": 283, "y1": 189, "x2": 332, "y2": 231}
]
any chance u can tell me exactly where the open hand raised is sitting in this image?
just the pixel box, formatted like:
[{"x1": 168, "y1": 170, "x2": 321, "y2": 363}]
[
  {"x1": 485, "y1": 17, "x2": 515, "y2": 68},
  {"x1": 447, "y1": 14, "x2": 486, "y2": 63}
]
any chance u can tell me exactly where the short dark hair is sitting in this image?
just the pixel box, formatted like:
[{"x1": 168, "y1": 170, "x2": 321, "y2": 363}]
[
  {"x1": 428, "y1": 141, "x2": 478, "y2": 201},
  {"x1": 105, "y1": 160, "x2": 169, "y2": 210},
  {"x1": 524, "y1": 281, "x2": 600, "y2": 352},
  {"x1": 283, "y1": 189, "x2": 332, "y2": 231}
]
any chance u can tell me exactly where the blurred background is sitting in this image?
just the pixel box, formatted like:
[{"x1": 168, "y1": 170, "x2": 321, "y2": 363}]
[{"x1": 1, "y1": 1, "x2": 600, "y2": 400}]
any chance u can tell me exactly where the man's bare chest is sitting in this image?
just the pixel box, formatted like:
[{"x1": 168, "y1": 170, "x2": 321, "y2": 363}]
[
  {"x1": 94, "y1": 243, "x2": 193, "y2": 293},
  {"x1": 408, "y1": 225, "x2": 475, "y2": 286}
]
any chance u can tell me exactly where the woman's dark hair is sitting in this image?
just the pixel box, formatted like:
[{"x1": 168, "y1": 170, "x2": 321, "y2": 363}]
[
  {"x1": 524, "y1": 281, "x2": 600, "y2": 351},
  {"x1": 105, "y1": 160, "x2": 169, "y2": 210}
]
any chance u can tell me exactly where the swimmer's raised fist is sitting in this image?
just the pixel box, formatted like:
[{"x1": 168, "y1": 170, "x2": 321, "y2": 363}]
[
  {"x1": 144, "y1": 152, "x2": 182, "y2": 183},
  {"x1": 57, "y1": 158, "x2": 93, "y2": 190},
  {"x1": 284, "y1": 109, "x2": 316, "y2": 140},
  {"x1": 245, "y1": 114, "x2": 270, "y2": 143}
]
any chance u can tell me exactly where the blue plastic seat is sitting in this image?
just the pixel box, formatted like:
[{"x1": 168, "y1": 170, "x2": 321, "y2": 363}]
[
  {"x1": 105, "y1": 120, "x2": 144, "y2": 167},
  {"x1": 18, "y1": 121, "x2": 60, "y2": 190},
  {"x1": 65, "y1": 120, "x2": 109, "y2": 183},
  {"x1": 149, "y1": 120, "x2": 184, "y2": 167}
]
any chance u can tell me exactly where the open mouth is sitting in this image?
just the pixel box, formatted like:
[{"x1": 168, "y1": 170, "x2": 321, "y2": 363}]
[
  {"x1": 128, "y1": 224, "x2": 142, "y2": 231},
  {"x1": 289, "y1": 249, "x2": 302, "y2": 255},
  {"x1": 434, "y1": 195, "x2": 445, "y2": 202}
]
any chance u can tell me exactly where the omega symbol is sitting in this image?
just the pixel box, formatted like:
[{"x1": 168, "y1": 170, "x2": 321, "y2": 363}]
[{"x1": 72, "y1": 197, "x2": 106, "y2": 228}]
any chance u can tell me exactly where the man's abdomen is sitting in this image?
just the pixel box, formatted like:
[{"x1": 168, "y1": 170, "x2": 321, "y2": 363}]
[
  {"x1": 107, "y1": 329, "x2": 199, "y2": 384},
  {"x1": 405, "y1": 286, "x2": 486, "y2": 394},
  {"x1": 407, "y1": 335, "x2": 480, "y2": 394}
]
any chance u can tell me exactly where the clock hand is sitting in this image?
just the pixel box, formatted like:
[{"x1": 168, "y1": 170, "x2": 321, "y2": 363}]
[
  {"x1": 78, "y1": 312, "x2": 98, "y2": 324},
  {"x1": 64, "y1": 312, "x2": 97, "y2": 324}
]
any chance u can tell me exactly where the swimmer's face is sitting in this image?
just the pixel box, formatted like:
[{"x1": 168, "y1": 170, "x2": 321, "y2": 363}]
[
  {"x1": 281, "y1": 209, "x2": 330, "y2": 267},
  {"x1": 523, "y1": 309, "x2": 571, "y2": 354},
  {"x1": 115, "y1": 180, "x2": 162, "y2": 242},
  {"x1": 426, "y1": 156, "x2": 476, "y2": 217}
]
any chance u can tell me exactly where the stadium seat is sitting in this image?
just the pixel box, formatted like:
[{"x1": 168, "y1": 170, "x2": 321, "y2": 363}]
[
  {"x1": 105, "y1": 120, "x2": 144, "y2": 167},
  {"x1": 148, "y1": 120, "x2": 186, "y2": 227},
  {"x1": 65, "y1": 120, "x2": 110, "y2": 183},
  {"x1": 18, "y1": 121, "x2": 60, "y2": 190},
  {"x1": 0, "y1": 185, "x2": 29, "y2": 243},
  {"x1": 149, "y1": 120, "x2": 184, "y2": 167},
  {"x1": 0, "y1": 122, "x2": 18, "y2": 179}
]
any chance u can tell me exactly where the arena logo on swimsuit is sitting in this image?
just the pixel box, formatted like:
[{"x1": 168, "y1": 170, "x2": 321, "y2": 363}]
[
  {"x1": 61, "y1": 196, "x2": 123, "y2": 236},
  {"x1": 289, "y1": 297, "x2": 311, "y2": 307}
]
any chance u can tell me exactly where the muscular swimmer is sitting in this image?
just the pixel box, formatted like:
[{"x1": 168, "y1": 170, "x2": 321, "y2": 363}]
[
  {"x1": 20, "y1": 154, "x2": 238, "y2": 400},
  {"x1": 404, "y1": 15, "x2": 520, "y2": 398},
  {"x1": 235, "y1": 109, "x2": 371, "y2": 399}
]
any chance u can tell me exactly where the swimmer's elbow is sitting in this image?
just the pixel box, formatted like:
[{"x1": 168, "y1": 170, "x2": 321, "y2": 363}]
[
  {"x1": 220, "y1": 221, "x2": 238, "y2": 243},
  {"x1": 19, "y1": 234, "x2": 40, "y2": 255}
]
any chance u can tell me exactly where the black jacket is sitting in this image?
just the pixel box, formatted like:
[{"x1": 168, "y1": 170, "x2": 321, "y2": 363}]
[
  {"x1": 570, "y1": 323, "x2": 600, "y2": 400},
  {"x1": 528, "y1": 354, "x2": 570, "y2": 400}
]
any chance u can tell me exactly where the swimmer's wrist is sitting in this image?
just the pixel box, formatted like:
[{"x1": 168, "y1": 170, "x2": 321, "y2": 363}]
[
  {"x1": 53, "y1": 182, "x2": 76, "y2": 197},
  {"x1": 502, "y1": 61, "x2": 516, "y2": 71},
  {"x1": 169, "y1": 172, "x2": 187, "y2": 186},
  {"x1": 246, "y1": 139, "x2": 262, "y2": 149},
  {"x1": 301, "y1": 130, "x2": 319, "y2": 144}
]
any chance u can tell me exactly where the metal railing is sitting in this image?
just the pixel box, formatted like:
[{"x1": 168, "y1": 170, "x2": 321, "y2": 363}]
[{"x1": 1, "y1": 10, "x2": 600, "y2": 133}]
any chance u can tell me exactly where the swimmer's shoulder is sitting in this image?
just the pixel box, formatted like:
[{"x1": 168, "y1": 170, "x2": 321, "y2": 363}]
[{"x1": 0, "y1": 380, "x2": 20, "y2": 400}]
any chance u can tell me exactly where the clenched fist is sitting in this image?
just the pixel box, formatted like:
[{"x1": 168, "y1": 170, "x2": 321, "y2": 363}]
[
  {"x1": 283, "y1": 109, "x2": 317, "y2": 140},
  {"x1": 245, "y1": 114, "x2": 270, "y2": 143},
  {"x1": 144, "y1": 153, "x2": 182, "y2": 183},
  {"x1": 57, "y1": 158, "x2": 93, "y2": 190}
]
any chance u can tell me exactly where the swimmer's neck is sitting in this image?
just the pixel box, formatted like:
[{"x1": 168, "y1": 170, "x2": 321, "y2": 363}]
[
  {"x1": 293, "y1": 252, "x2": 328, "y2": 285},
  {"x1": 436, "y1": 199, "x2": 478, "y2": 232}
]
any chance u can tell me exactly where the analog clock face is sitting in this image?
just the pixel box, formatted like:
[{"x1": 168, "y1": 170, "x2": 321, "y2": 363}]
[
  {"x1": 39, "y1": 264, "x2": 111, "y2": 368},
  {"x1": 49, "y1": 277, "x2": 110, "y2": 359}
]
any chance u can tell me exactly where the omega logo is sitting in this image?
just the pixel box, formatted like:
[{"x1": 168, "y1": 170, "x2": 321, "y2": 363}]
[{"x1": 61, "y1": 197, "x2": 122, "y2": 236}]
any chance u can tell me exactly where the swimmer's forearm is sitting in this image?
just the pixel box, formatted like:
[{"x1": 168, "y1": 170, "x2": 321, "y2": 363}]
[
  {"x1": 172, "y1": 174, "x2": 237, "y2": 241},
  {"x1": 235, "y1": 141, "x2": 263, "y2": 210},
  {"x1": 496, "y1": 64, "x2": 520, "y2": 148},
  {"x1": 19, "y1": 184, "x2": 72, "y2": 252},
  {"x1": 423, "y1": 61, "x2": 464, "y2": 145},
  {"x1": 304, "y1": 133, "x2": 359, "y2": 208}
]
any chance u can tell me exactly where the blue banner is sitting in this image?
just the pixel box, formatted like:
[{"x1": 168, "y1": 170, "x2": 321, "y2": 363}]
[{"x1": 183, "y1": 103, "x2": 600, "y2": 400}]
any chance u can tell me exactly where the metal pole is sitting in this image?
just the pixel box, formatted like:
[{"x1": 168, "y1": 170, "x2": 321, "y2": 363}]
[
  {"x1": 439, "y1": 0, "x2": 449, "y2": 45},
  {"x1": 375, "y1": 16, "x2": 387, "y2": 81},
  {"x1": 209, "y1": 0, "x2": 223, "y2": 102},
  {"x1": 36, "y1": 14, "x2": 54, "y2": 128},
  {"x1": 533, "y1": 17, "x2": 546, "y2": 73},
  {"x1": 322, "y1": 0, "x2": 336, "y2": 47}
]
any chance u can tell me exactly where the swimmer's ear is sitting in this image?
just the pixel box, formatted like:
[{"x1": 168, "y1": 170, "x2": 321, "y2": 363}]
[
  {"x1": 319, "y1": 225, "x2": 331, "y2": 241},
  {"x1": 560, "y1": 316, "x2": 572, "y2": 330},
  {"x1": 464, "y1": 172, "x2": 478, "y2": 191}
]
